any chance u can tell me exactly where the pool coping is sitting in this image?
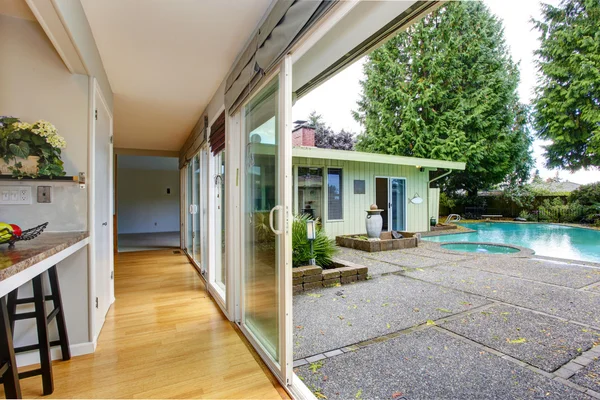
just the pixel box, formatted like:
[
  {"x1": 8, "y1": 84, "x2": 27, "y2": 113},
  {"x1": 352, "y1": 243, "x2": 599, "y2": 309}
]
[
  {"x1": 445, "y1": 220, "x2": 600, "y2": 233},
  {"x1": 423, "y1": 241, "x2": 535, "y2": 258}
]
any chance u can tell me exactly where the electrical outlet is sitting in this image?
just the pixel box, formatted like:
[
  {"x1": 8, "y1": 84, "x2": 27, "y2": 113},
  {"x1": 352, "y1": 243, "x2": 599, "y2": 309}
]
[{"x1": 0, "y1": 186, "x2": 32, "y2": 205}]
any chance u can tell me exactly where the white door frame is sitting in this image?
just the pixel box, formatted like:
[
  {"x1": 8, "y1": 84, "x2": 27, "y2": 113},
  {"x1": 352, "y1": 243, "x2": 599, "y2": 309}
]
[
  {"x1": 374, "y1": 176, "x2": 408, "y2": 232},
  {"x1": 88, "y1": 77, "x2": 114, "y2": 345}
]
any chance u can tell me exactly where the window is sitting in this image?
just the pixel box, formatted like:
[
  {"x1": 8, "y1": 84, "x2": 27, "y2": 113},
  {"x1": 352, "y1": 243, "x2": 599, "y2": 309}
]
[
  {"x1": 297, "y1": 167, "x2": 323, "y2": 220},
  {"x1": 327, "y1": 168, "x2": 343, "y2": 220}
]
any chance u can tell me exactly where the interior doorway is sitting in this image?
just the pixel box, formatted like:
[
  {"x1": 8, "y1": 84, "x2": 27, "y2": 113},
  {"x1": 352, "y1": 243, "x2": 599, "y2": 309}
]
[
  {"x1": 375, "y1": 177, "x2": 407, "y2": 232},
  {"x1": 115, "y1": 155, "x2": 181, "y2": 252}
]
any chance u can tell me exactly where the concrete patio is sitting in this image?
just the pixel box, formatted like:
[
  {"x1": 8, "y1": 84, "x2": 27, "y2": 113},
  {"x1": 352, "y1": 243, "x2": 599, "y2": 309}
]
[{"x1": 293, "y1": 243, "x2": 600, "y2": 399}]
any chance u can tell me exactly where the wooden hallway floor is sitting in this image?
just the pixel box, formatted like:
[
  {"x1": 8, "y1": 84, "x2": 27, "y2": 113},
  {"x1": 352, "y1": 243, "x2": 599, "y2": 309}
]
[{"x1": 7, "y1": 250, "x2": 288, "y2": 399}]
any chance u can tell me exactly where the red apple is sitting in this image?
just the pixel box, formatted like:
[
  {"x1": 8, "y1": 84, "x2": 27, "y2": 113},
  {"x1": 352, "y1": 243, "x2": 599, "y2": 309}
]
[{"x1": 10, "y1": 224, "x2": 22, "y2": 237}]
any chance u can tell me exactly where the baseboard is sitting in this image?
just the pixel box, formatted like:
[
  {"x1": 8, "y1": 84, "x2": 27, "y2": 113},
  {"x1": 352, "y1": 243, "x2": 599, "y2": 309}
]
[{"x1": 15, "y1": 341, "x2": 95, "y2": 367}]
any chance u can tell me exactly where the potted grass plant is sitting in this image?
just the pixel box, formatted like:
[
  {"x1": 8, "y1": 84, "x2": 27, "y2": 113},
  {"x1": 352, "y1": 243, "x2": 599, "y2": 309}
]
[{"x1": 0, "y1": 116, "x2": 67, "y2": 178}]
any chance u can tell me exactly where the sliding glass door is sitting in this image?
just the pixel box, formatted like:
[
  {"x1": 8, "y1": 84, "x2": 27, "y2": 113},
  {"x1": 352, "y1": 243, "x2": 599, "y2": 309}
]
[
  {"x1": 240, "y1": 58, "x2": 292, "y2": 383},
  {"x1": 244, "y1": 77, "x2": 280, "y2": 361},
  {"x1": 184, "y1": 151, "x2": 209, "y2": 276},
  {"x1": 192, "y1": 155, "x2": 201, "y2": 264},
  {"x1": 390, "y1": 178, "x2": 407, "y2": 231},
  {"x1": 186, "y1": 162, "x2": 194, "y2": 255}
]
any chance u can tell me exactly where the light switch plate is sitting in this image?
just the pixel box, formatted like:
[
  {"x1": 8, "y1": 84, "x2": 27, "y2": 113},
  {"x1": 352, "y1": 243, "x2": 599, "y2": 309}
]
[
  {"x1": 37, "y1": 186, "x2": 51, "y2": 203},
  {"x1": 0, "y1": 186, "x2": 32, "y2": 205}
]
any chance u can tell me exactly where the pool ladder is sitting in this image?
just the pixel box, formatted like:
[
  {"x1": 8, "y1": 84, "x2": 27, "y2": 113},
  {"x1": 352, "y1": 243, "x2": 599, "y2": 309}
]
[{"x1": 445, "y1": 214, "x2": 461, "y2": 224}]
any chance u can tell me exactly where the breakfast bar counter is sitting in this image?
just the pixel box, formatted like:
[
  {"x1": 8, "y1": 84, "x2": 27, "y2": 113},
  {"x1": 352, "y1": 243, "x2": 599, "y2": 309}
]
[
  {"x1": 0, "y1": 232, "x2": 89, "y2": 297},
  {"x1": 0, "y1": 231, "x2": 89, "y2": 397}
]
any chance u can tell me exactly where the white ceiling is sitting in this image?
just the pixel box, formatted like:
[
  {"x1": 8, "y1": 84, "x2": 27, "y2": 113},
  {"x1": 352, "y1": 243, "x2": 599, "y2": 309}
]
[{"x1": 80, "y1": 0, "x2": 272, "y2": 152}]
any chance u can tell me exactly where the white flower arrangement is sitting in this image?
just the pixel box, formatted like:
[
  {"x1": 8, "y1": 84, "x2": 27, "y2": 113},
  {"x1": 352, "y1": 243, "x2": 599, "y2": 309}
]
[
  {"x1": 13, "y1": 120, "x2": 67, "y2": 149},
  {"x1": 2, "y1": 116, "x2": 67, "y2": 177}
]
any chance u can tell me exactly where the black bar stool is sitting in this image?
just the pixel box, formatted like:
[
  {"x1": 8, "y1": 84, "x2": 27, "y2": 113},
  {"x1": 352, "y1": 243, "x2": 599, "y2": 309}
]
[
  {"x1": 0, "y1": 297, "x2": 21, "y2": 399},
  {"x1": 5, "y1": 265, "x2": 70, "y2": 396}
]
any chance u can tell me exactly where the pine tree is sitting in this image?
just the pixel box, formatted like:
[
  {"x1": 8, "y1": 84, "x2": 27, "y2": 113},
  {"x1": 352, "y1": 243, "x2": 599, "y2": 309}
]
[
  {"x1": 353, "y1": 1, "x2": 533, "y2": 196},
  {"x1": 531, "y1": 0, "x2": 600, "y2": 170}
]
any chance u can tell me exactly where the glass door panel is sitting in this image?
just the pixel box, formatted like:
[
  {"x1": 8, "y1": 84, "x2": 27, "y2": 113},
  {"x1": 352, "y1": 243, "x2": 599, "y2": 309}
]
[
  {"x1": 193, "y1": 155, "x2": 201, "y2": 264},
  {"x1": 215, "y1": 151, "x2": 226, "y2": 290},
  {"x1": 390, "y1": 178, "x2": 406, "y2": 231},
  {"x1": 186, "y1": 164, "x2": 193, "y2": 254},
  {"x1": 244, "y1": 77, "x2": 280, "y2": 362},
  {"x1": 200, "y1": 149, "x2": 208, "y2": 276}
]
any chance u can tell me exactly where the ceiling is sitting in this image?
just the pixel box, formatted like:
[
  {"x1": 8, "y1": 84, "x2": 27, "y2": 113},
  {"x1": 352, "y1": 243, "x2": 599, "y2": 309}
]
[
  {"x1": 0, "y1": 0, "x2": 35, "y2": 20},
  {"x1": 80, "y1": 0, "x2": 272, "y2": 152}
]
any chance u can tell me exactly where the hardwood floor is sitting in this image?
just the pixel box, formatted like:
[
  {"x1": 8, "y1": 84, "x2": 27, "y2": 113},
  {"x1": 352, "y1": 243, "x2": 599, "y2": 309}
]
[{"x1": 4, "y1": 250, "x2": 288, "y2": 399}]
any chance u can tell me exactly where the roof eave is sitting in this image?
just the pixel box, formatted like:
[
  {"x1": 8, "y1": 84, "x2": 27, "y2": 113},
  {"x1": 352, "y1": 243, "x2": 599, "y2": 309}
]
[{"x1": 292, "y1": 147, "x2": 466, "y2": 171}]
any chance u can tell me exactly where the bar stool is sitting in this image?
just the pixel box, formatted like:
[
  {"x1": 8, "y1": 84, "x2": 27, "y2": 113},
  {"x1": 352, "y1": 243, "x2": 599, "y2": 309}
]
[
  {"x1": 0, "y1": 297, "x2": 21, "y2": 399},
  {"x1": 6, "y1": 265, "x2": 70, "y2": 396}
]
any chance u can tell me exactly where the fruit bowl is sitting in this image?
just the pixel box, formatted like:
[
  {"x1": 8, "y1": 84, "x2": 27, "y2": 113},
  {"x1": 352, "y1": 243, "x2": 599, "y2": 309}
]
[{"x1": 0, "y1": 222, "x2": 48, "y2": 248}]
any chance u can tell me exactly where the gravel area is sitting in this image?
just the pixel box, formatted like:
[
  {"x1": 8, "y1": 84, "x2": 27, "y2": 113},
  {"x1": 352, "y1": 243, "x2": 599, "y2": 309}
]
[
  {"x1": 296, "y1": 328, "x2": 589, "y2": 400},
  {"x1": 570, "y1": 356, "x2": 600, "y2": 393},
  {"x1": 454, "y1": 257, "x2": 600, "y2": 289},
  {"x1": 293, "y1": 274, "x2": 490, "y2": 359},
  {"x1": 441, "y1": 304, "x2": 600, "y2": 372},
  {"x1": 405, "y1": 264, "x2": 600, "y2": 327}
]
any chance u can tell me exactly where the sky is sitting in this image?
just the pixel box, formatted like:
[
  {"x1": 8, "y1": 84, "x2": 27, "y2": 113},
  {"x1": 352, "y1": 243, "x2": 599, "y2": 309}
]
[{"x1": 292, "y1": 0, "x2": 600, "y2": 185}]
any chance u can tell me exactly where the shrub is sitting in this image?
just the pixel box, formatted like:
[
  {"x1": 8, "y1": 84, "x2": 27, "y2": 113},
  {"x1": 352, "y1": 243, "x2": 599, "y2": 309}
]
[
  {"x1": 292, "y1": 214, "x2": 336, "y2": 268},
  {"x1": 518, "y1": 210, "x2": 534, "y2": 221},
  {"x1": 570, "y1": 182, "x2": 600, "y2": 207}
]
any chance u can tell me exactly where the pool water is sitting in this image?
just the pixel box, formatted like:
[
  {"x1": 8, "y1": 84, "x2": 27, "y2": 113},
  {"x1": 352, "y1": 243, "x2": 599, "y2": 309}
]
[
  {"x1": 441, "y1": 243, "x2": 520, "y2": 254},
  {"x1": 423, "y1": 222, "x2": 600, "y2": 263}
]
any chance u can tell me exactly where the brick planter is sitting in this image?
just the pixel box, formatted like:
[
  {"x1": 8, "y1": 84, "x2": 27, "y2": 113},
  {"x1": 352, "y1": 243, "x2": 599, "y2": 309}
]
[
  {"x1": 292, "y1": 261, "x2": 368, "y2": 294},
  {"x1": 335, "y1": 231, "x2": 418, "y2": 252}
]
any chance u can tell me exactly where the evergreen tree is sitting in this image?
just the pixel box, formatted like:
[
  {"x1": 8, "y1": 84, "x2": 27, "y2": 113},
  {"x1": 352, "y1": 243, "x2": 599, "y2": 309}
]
[
  {"x1": 353, "y1": 1, "x2": 533, "y2": 196},
  {"x1": 531, "y1": 0, "x2": 600, "y2": 170},
  {"x1": 307, "y1": 111, "x2": 355, "y2": 150}
]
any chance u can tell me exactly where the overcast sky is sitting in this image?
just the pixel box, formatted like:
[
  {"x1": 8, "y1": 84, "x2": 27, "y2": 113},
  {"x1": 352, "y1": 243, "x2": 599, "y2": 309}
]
[{"x1": 292, "y1": 0, "x2": 600, "y2": 185}]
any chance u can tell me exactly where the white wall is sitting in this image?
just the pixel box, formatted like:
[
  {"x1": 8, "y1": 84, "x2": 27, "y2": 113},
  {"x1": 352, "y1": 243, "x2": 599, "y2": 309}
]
[
  {"x1": 0, "y1": 14, "x2": 89, "y2": 232},
  {"x1": 117, "y1": 157, "x2": 180, "y2": 234},
  {"x1": 0, "y1": 14, "x2": 91, "y2": 362}
]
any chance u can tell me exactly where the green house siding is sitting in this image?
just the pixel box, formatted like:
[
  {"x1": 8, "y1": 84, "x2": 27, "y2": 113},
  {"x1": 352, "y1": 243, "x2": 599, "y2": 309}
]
[{"x1": 293, "y1": 156, "x2": 431, "y2": 238}]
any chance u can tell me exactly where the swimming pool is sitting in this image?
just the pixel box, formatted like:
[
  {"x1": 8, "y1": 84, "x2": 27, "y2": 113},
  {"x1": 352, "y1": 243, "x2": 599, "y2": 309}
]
[{"x1": 423, "y1": 222, "x2": 600, "y2": 263}]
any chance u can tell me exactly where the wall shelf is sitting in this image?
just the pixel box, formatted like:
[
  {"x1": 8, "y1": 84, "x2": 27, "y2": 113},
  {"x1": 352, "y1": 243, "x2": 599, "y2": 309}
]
[{"x1": 0, "y1": 175, "x2": 79, "y2": 182}]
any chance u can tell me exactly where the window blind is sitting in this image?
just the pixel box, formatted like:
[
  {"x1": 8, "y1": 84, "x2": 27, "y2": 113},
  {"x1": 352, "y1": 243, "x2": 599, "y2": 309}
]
[{"x1": 209, "y1": 112, "x2": 226, "y2": 156}]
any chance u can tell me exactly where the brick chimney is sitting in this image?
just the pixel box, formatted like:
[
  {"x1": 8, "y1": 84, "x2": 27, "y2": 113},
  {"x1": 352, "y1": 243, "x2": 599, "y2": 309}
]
[{"x1": 292, "y1": 122, "x2": 315, "y2": 147}]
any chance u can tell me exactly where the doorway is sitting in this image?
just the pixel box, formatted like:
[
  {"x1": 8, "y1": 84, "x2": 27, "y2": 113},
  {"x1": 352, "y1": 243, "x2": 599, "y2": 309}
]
[
  {"x1": 115, "y1": 155, "x2": 181, "y2": 252},
  {"x1": 375, "y1": 177, "x2": 407, "y2": 232}
]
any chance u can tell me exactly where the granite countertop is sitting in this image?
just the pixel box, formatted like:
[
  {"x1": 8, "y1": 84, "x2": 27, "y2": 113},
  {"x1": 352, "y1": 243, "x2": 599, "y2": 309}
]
[{"x1": 0, "y1": 232, "x2": 89, "y2": 281}]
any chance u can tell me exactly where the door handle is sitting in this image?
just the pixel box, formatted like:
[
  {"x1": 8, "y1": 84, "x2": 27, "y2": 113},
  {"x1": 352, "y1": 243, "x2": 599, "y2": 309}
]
[
  {"x1": 102, "y1": 222, "x2": 108, "y2": 226},
  {"x1": 269, "y1": 205, "x2": 283, "y2": 235}
]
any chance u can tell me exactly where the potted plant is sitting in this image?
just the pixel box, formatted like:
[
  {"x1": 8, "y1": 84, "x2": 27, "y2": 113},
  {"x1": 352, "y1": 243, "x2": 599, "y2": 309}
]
[{"x1": 0, "y1": 116, "x2": 67, "y2": 178}]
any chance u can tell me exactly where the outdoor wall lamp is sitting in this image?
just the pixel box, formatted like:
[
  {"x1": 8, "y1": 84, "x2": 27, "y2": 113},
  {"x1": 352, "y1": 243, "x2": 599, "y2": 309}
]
[
  {"x1": 410, "y1": 193, "x2": 424, "y2": 204},
  {"x1": 306, "y1": 220, "x2": 316, "y2": 265}
]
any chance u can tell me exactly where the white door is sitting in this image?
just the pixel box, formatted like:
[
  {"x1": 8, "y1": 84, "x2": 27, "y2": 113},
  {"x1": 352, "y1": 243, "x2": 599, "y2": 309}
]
[{"x1": 93, "y1": 81, "x2": 113, "y2": 338}]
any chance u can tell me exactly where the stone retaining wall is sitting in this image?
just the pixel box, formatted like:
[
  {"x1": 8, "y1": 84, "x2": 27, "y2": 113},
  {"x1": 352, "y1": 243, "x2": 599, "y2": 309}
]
[{"x1": 293, "y1": 261, "x2": 368, "y2": 294}]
